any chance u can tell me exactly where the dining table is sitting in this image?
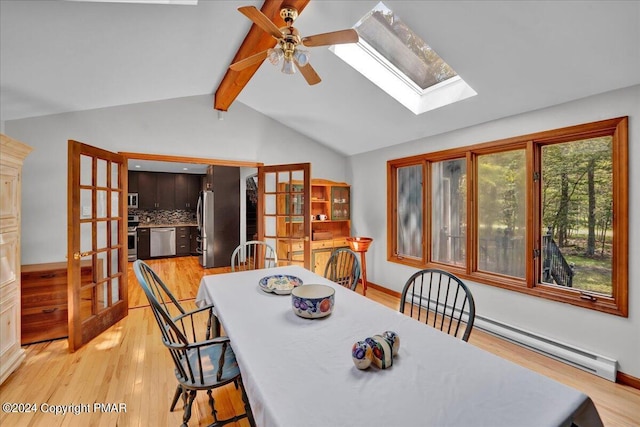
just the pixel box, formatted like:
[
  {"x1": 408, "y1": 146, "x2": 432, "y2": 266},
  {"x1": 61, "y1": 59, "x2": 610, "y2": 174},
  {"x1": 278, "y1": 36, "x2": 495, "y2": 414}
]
[{"x1": 196, "y1": 265, "x2": 603, "y2": 427}]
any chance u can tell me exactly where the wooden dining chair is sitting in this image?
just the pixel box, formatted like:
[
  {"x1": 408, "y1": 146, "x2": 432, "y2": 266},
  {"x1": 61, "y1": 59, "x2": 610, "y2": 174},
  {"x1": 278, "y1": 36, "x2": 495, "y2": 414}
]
[
  {"x1": 133, "y1": 260, "x2": 255, "y2": 427},
  {"x1": 400, "y1": 268, "x2": 476, "y2": 341},
  {"x1": 231, "y1": 240, "x2": 278, "y2": 272},
  {"x1": 324, "y1": 248, "x2": 361, "y2": 291}
]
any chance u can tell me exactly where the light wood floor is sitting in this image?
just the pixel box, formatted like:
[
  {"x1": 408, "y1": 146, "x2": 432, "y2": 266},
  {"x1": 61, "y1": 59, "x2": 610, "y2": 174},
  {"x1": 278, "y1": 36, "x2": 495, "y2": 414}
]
[{"x1": 1, "y1": 257, "x2": 638, "y2": 427}]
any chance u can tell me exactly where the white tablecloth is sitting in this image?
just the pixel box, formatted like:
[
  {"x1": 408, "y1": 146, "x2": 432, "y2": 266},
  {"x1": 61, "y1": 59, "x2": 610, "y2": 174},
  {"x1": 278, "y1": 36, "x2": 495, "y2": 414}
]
[{"x1": 196, "y1": 266, "x2": 603, "y2": 427}]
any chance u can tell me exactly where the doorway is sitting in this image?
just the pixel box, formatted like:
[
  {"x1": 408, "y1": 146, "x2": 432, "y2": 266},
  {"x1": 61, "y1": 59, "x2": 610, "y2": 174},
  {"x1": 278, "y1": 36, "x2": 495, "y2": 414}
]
[{"x1": 122, "y1": 152, "x2": 261, "y2": 266}]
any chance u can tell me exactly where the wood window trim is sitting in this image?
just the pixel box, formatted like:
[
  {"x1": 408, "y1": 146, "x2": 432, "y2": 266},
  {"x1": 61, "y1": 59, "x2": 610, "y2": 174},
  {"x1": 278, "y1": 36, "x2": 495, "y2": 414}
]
[
  {"x1": 387, "y1": 117, "x2": 629, "y2": 317},
  {"x1": 387, "y1": 159, "x2": 427, "y2": 267}
]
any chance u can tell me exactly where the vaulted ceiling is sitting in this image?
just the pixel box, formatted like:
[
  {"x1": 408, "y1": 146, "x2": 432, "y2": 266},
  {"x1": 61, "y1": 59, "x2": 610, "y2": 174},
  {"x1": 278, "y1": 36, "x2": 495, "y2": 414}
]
[{"x1": 1, "y1": 0, "x2": 639, "y2": 156}]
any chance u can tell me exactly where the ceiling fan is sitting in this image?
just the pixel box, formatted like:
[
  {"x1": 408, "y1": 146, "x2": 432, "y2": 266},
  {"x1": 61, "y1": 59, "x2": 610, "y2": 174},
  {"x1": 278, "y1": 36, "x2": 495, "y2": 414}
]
[{"x1": 229, "y1": 5, "x2": 359, "y2": 85}]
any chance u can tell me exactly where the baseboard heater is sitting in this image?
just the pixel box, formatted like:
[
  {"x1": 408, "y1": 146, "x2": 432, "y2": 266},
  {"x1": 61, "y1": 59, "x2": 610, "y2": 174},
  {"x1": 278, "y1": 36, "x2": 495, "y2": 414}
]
[
  {"x1": 474, "y1": 315, "x2": 617, "y2": 381},
  {"x1": 408, "y1": 294, "x2": 617, "y2": 381}
]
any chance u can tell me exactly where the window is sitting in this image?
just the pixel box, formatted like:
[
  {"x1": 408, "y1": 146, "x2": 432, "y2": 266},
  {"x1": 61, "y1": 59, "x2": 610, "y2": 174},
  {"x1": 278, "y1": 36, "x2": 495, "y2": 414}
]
[
  {"x1": 387, "y1": 117, "x2": 628, "y2": 316},
  {"x1": 477, "y1": 150, "x2": 526, "y2": 278},
  {"x1": 540, "y1": 136, "x2": 614, "y2": 296},
  {"x1": 431, "y1": 158, "x2": 467, "y2": 267},
  {"x1": 396, "y1": 163, "x2": 424, "y2": 262},
  {"x1": 331, "y1": 2, "x2": 476, "y2": 115}
]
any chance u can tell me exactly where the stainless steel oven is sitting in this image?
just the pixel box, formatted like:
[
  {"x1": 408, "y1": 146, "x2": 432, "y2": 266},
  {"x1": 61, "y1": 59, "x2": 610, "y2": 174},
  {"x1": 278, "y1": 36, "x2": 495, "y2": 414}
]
[
  {"x1": 128, "y1": 230, "x2": 137, "y2": 261},
  {"x1": 128, "y1": 215, "x2": 139, "y2": 261}
]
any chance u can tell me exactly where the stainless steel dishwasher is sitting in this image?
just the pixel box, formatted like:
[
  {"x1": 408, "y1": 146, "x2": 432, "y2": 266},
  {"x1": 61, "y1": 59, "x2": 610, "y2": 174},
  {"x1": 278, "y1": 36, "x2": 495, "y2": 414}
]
[{"x1": 150, "y1": 227, "x2": 176, "y2": 257}]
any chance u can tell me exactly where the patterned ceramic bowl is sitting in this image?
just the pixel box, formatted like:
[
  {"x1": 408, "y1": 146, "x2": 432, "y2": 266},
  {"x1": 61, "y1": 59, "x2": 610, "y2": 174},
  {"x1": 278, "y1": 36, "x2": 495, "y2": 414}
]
[{"x1": 291, "y1": 284, "x2": 335, "y2": 319}]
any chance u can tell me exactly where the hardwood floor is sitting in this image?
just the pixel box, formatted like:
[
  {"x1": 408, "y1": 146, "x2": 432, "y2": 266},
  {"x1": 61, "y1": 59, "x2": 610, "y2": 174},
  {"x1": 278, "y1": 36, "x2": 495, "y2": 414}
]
[{"x1": 1, "y1": 257, "x2": 638, "y2": 426}]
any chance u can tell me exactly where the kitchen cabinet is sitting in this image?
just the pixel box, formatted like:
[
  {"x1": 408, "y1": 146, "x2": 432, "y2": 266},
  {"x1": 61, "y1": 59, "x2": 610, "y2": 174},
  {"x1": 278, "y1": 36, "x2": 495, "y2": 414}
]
[
  {"x1": 156, "y1": 173, "x2": 175, "y2": 209},
  {"x1": 133, "y1": 171, "x2": 201, "y2": 210},
  {"x1": 137, "y1": 228, "x2": 151, "y2": 259},
  {"x1": 175, "y1": 174, "x2": 201, "y2": 210},
  {"x1": 276, "y1": 179, "x2": 351, "y2": 275},
  {"x1": 128, "y1": 170, "x2": 139, "y2": 193},
  {"x1": 137, "y1": 172, "x2": 157, "y2": 209},
  {"x1": 176, "y1": 226, "x2": 191, "y2": 256},
  {"x1": 190, "y1": 226, "x2": 199, "y2": 255},
  {"x1": 0, "y1": 134, "x2": 31, "y2": 385},
  {"x1": 135, "y1": 172, "x2": 175, "y2": 209}
]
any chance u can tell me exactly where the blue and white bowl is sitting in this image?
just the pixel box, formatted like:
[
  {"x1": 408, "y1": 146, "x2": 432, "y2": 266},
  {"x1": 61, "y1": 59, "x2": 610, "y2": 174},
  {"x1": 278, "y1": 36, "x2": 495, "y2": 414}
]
[{"x1": 291, "y1": 284, "x2": 335, "y2": 319}]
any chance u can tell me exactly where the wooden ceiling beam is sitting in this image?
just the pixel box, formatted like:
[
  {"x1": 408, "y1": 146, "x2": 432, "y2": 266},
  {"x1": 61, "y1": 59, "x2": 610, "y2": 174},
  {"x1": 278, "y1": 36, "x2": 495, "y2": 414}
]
[{"x1": 214, "y1": 0, "x2": 311, "y2": 111}]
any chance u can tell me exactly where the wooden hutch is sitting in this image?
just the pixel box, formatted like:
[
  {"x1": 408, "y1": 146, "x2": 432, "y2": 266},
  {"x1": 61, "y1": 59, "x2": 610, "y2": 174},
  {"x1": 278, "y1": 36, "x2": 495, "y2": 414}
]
[{"x1": 276, "y1": 179, "x2": 351, "y2": 275}]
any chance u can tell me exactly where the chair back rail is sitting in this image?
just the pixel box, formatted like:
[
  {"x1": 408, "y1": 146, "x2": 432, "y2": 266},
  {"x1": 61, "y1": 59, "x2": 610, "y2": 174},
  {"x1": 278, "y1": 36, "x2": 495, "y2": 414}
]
[
  {"x1": 324, "y1": 248, "x2": 361, "y2": 291},
  {"x1": 231, "y1": 240, "x2": 278, "y2": 272},
  {"x1": 400, "y1": 269, "x2": 476, "y2": 341}
]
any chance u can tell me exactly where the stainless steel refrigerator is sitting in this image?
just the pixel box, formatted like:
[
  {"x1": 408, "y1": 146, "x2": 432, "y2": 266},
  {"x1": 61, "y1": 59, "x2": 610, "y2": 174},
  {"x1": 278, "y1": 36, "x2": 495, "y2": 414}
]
[{"x1": 197, "y1": 186, "x2": 240, "y2": 268}]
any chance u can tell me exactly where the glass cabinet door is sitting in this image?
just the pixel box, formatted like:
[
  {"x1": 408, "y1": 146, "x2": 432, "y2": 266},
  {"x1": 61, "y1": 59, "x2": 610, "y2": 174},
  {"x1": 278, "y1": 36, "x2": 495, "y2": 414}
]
[{"x1": 331, "y1": 186, "x2": 350, "y2": 220}]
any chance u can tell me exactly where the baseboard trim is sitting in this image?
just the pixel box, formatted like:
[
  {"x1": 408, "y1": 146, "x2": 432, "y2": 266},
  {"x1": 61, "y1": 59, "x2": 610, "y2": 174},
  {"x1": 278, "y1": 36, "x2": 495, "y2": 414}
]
[
  {"x1": 617, "y1": 371, "x2": 640, "y2": 390},
  {"x1": 366, "y1": 281, "x2": 401, "y2": 298}
]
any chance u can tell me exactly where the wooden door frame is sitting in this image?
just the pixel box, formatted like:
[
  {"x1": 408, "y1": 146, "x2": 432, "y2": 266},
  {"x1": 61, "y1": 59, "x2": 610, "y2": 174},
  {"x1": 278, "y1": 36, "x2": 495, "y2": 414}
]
[{"x1": 119, "y1": 152, "x2": 263, "y2": 169}]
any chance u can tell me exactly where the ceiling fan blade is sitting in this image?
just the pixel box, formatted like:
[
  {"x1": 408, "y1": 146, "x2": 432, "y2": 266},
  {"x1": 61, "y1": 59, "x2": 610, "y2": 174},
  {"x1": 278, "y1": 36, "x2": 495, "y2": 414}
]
[
  {"x1": 297, "y1": 63, "x2": 321, "y2": 85},
  {"x1": 229, "y1": 50, "x2": 269, "y2": 71},
  {"x1": 302, "y1": 29, "x2": 359, "y2": 47},
  {"x1": 238, "y1": 6, "x2": 283, "y2": 40}
]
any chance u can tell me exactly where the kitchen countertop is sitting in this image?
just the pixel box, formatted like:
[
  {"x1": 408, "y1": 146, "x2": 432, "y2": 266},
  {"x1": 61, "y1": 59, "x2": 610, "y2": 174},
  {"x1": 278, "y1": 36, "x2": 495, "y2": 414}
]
[{"x1": 136, "y1": 223, "x2": 197, "y2": 228}]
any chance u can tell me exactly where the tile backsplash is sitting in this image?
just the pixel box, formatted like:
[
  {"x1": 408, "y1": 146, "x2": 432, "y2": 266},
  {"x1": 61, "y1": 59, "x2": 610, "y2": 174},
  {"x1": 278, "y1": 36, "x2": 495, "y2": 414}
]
[{"x1": 129, "y1": 209, "x2": 196, "y2": 225}]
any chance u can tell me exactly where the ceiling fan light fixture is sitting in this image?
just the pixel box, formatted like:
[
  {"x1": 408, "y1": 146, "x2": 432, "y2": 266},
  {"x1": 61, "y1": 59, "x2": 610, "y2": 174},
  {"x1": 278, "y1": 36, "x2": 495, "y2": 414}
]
[
  {"x1": 281, "y1": 57, "x2": 296, "y2": 74},
  {"x1": 293, "y1": 49, "x2": 310, "y2": 67},
  {"x1": 267, "y1": 47, "x2": 284, "y2": 65}
]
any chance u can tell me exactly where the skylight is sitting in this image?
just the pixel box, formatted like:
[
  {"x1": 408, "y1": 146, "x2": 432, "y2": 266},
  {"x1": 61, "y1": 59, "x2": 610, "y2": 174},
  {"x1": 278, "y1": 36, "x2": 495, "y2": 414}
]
[{"x1": 331, "y1": 2, "x2": 476, "y2": 115}]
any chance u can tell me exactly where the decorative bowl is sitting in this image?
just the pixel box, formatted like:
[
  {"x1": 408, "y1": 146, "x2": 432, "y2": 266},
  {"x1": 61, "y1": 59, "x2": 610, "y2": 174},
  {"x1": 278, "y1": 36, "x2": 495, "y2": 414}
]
[
  {"x1": 291, "y1": 284, "x2": 335, "y2": 319},
  {"x1": 347, "y1": 237, "x2": 373, "y2": 252},
  {"x1": 259, "y1": 275, "x2": 303, "y2": 295}
]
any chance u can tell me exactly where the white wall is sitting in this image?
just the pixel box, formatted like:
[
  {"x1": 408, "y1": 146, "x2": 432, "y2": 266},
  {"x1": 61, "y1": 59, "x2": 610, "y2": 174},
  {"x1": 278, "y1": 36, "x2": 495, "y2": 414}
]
[
  {"x1": 4, "y1": 94, "x2": 349, "y2": 265},
  {"x1": 348, "y1": 85, "x2": 640, "y2": 378}
]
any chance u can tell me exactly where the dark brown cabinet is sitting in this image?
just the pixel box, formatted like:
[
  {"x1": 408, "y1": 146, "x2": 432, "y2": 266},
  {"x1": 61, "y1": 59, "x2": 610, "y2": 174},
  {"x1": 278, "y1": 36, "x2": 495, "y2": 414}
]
[
  {"x1": 175, "y1": 174, "x2": 201, "y2": 210},
  {"x1": 136, "y1": 172, "x2": 173, "y2": 209},
  {"x1": 137, "y1": 228, "x2": 151, "y2": 259},
  {"x1": 137, "y1": 172, "x2": 157, "y2": 209},
  {"x1": 128, "y1": 171, "x2": 139, "y2": 193},
  {"x1": 156, "y1": 173, "x2": 175, "y2": 209},
  {"x1": 176, "y1": 226, "x2": 191, "y2": 256},
  {"x1": 132, "y1": 171, "x2": 201, "y2": 210},
  {"x1": 190, "y1": 226, "x2": 200, "y2": 255}
]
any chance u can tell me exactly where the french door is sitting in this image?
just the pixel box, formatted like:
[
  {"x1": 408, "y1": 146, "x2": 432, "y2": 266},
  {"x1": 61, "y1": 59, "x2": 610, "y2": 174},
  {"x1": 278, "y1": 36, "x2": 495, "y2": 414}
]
[
  {"x1": 258, "y1": 163, "x2": 311, "y2": 269},
  {"x1": 67, "y1": 140, "x2": 128, "y2": 352}
]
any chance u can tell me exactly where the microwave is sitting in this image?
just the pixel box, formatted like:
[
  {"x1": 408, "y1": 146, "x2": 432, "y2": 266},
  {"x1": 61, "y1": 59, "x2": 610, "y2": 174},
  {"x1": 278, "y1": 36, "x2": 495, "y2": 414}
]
[{"x1": 127, "y1": 193, "x2": 139, "y2": 209}]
